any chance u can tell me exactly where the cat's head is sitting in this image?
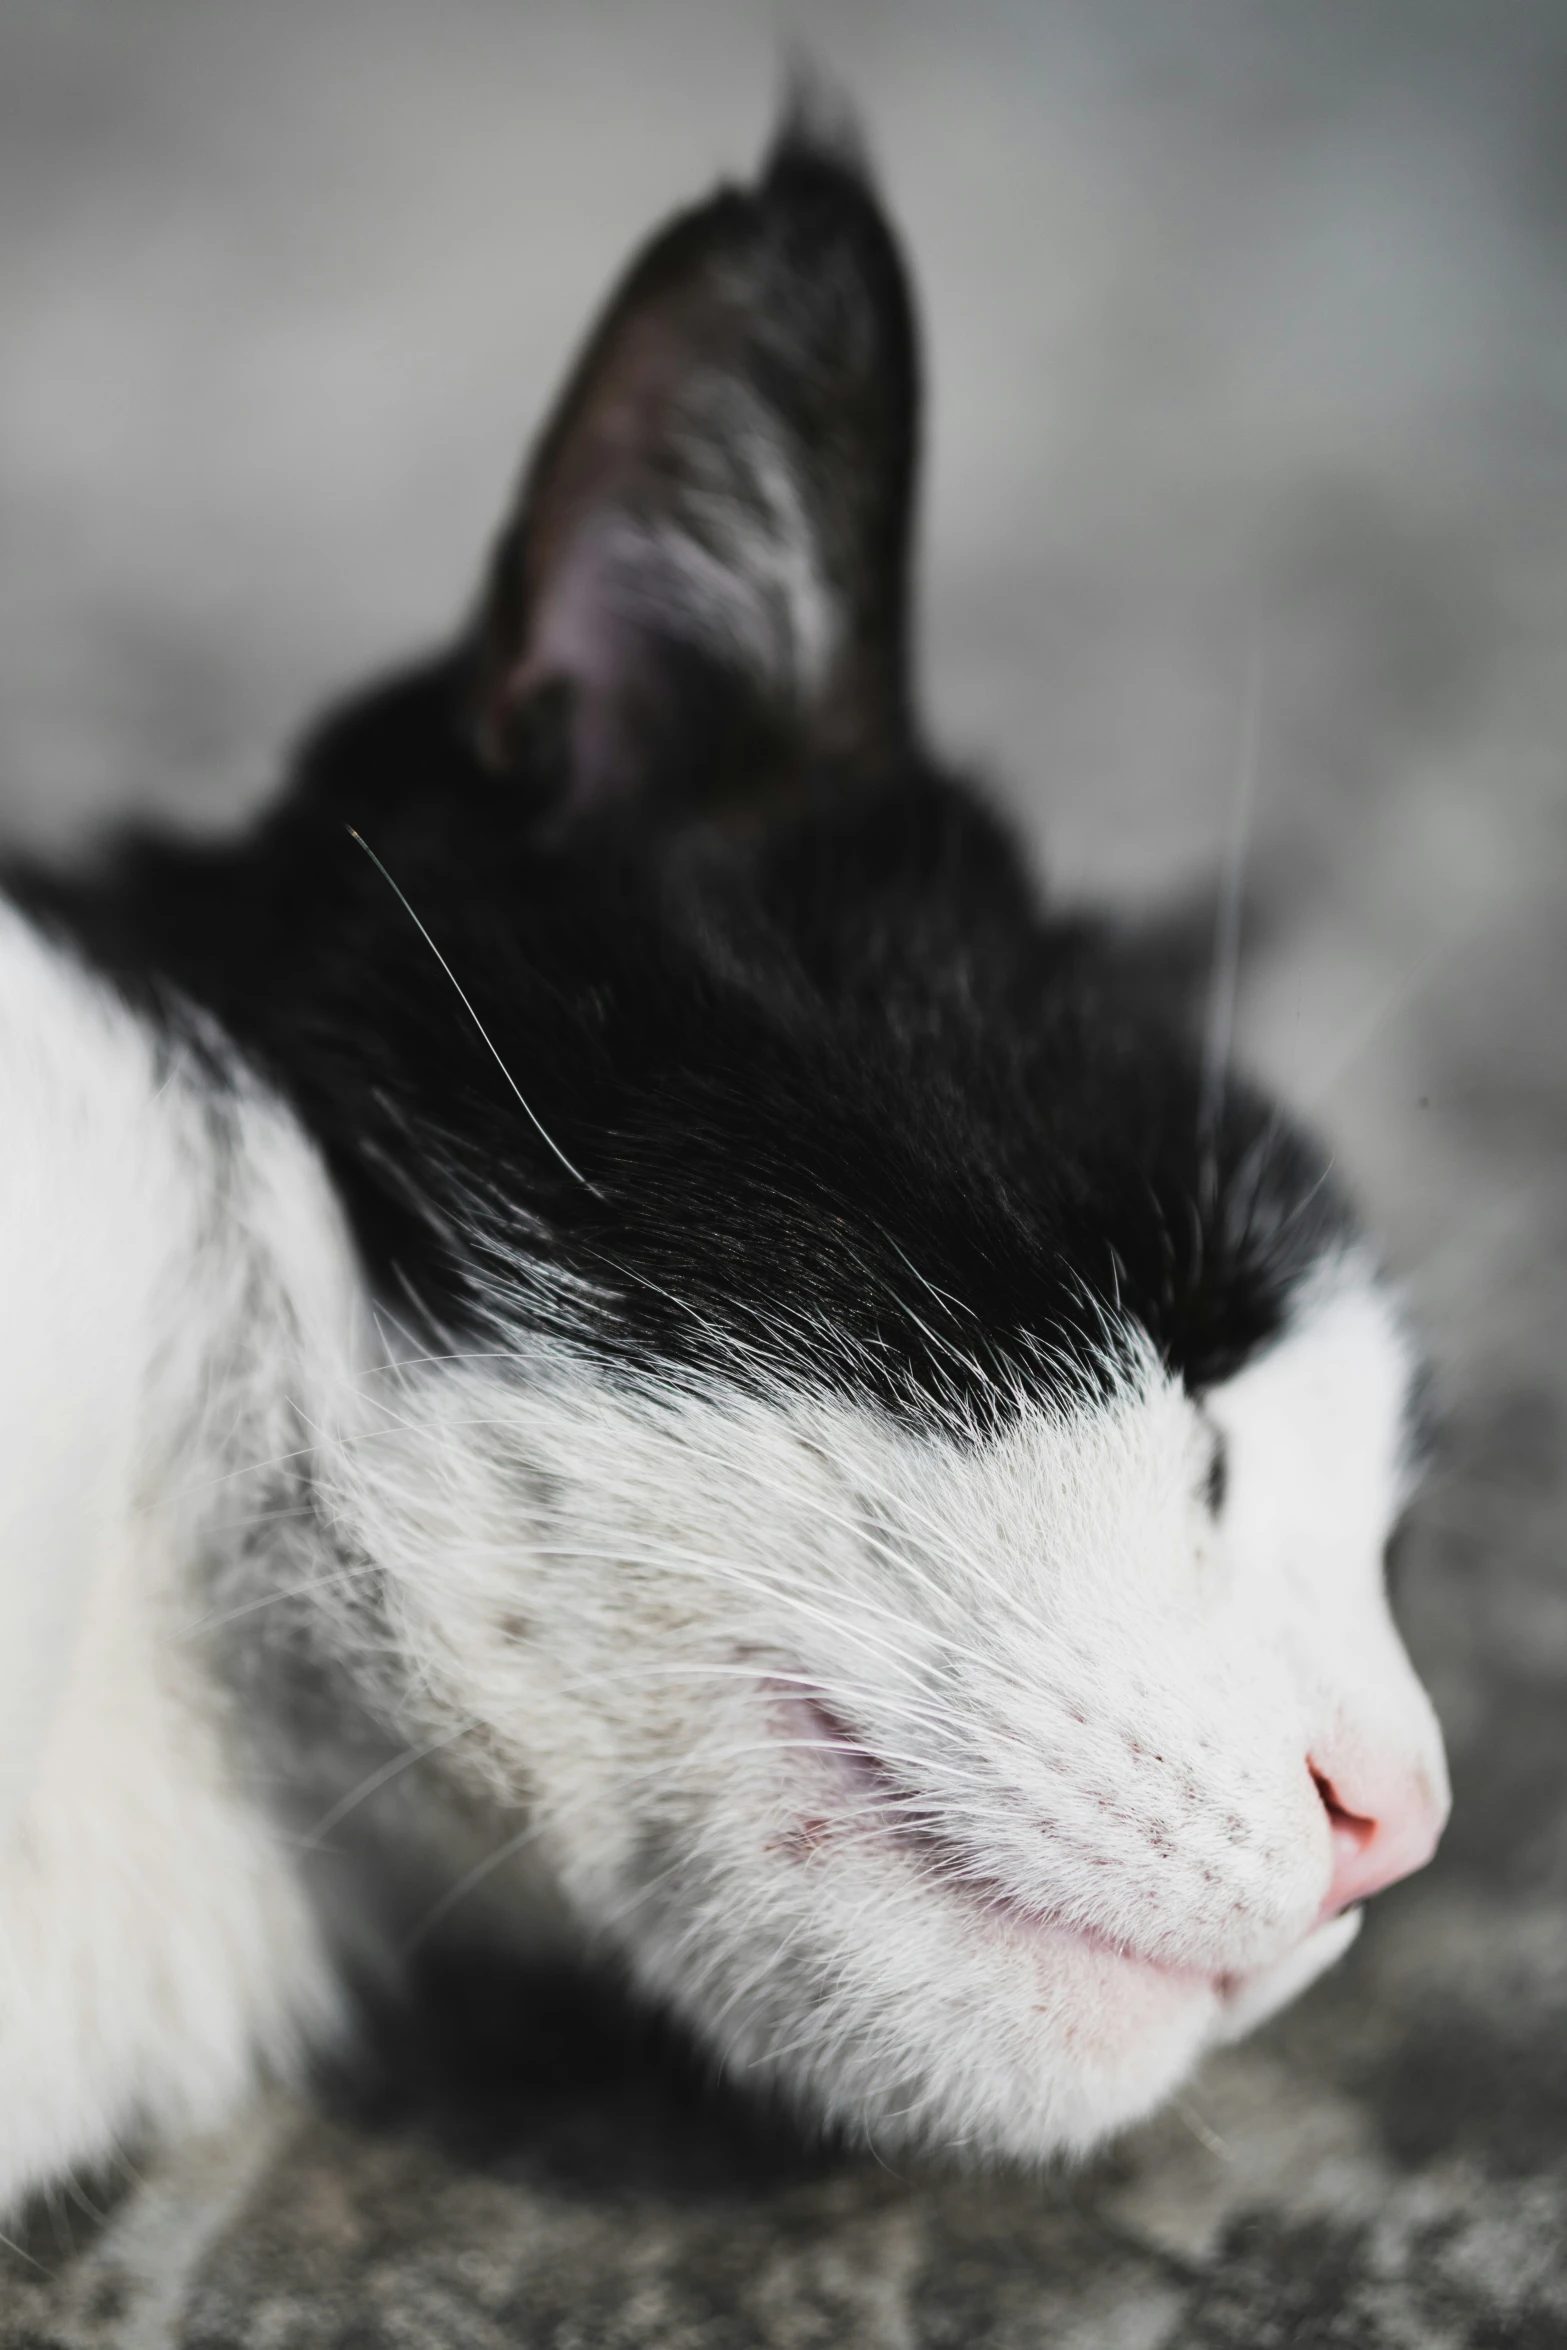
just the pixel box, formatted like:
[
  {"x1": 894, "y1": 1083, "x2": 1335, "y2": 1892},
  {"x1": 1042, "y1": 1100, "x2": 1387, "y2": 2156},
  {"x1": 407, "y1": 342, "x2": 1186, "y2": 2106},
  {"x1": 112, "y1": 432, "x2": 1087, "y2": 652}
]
[{"x1": 278, "y1": 121, "x2": 1447, "y2": 2161}]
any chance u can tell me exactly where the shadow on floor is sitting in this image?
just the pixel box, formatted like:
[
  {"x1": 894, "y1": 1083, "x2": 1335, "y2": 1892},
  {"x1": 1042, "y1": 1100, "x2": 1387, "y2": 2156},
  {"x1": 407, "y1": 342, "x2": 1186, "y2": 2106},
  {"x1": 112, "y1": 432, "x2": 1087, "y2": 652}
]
[{"x1": 323, "y1": 1947, "x2": 848, "y2": 2203}]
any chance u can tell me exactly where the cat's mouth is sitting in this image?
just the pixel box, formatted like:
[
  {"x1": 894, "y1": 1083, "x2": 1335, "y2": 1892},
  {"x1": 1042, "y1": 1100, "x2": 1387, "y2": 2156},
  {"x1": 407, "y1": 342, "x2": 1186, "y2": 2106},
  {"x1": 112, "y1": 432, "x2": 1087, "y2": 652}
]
[
  {"x1": 771, "y1": 1684, "x2": 1215, "y2": 1984},
  {"x1": 770, "y1": 1683, "x2": 1350, "y2": 2012}
]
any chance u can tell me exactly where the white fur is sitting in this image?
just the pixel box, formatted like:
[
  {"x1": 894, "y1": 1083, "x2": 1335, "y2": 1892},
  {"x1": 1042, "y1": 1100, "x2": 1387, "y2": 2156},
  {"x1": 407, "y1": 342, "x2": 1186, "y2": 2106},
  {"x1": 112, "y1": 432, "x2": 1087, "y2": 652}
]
[
  {"x1": 0, "y1": 908, "x2": 349, "y2": 2211},
  {"x1": 0, "y1": 901, "x2": 1448, "y2": 2206}
]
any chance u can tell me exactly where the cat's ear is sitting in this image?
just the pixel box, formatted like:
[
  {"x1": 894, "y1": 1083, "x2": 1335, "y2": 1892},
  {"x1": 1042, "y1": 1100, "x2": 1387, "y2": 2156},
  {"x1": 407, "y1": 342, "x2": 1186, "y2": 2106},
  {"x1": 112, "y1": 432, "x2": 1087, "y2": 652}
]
[{"x1": 467, "y1": 114, "x2": 920, "y2": 811}]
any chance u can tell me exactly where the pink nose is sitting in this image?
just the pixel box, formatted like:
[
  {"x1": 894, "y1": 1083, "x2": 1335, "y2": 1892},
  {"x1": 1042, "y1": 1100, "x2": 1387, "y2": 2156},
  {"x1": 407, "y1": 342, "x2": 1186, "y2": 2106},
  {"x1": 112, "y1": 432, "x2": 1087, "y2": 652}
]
[{"x1": 1310, "y1": 1758, "x2": 1447, "y2": 1921}]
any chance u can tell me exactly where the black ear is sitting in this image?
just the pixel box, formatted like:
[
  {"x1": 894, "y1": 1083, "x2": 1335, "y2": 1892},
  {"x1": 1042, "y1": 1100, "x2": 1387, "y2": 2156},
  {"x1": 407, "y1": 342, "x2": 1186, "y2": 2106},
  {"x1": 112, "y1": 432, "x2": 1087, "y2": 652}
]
[{"x1": 468, "y1": 115, "x2": 920, "y2": 810}]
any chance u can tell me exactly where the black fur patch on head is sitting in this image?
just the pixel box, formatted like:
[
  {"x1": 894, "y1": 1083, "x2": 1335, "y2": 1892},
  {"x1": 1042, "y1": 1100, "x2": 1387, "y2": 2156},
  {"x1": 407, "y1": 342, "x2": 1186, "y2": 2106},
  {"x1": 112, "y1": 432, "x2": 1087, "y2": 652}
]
[
  {"x1": 12, "y1": 122, "x2": 1354, "y2": 1429},
  {"x1": 16, "y1": 654, "x2": 1350, "y2": 1423}
]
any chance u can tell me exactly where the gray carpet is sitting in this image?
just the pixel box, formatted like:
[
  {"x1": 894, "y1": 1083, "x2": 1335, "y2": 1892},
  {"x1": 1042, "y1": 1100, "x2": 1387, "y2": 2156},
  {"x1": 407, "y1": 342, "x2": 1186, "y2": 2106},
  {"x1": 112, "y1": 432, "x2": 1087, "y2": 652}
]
[{"x1": 2, "y1": 3, "x2": 1565, "y2": 2341}]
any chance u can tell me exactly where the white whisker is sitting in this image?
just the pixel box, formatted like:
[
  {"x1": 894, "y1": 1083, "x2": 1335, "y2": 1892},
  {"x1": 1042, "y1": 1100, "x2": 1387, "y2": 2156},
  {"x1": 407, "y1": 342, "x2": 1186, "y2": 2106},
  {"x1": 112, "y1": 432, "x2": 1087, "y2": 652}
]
[
  {"x1": 1199, "y1": 627, "x2": 1265, "y2": 1202},
  {"x1": 347, "y1": 827, "x2": 597, "y2": 1194}
]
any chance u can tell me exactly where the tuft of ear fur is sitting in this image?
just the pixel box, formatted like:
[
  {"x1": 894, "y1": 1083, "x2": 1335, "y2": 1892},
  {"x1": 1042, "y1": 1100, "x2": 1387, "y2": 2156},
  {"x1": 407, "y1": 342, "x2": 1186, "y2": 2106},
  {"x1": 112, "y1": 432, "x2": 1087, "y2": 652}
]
[{"x1": 469, "y1": 111, "x2": 920, "y2": 811}]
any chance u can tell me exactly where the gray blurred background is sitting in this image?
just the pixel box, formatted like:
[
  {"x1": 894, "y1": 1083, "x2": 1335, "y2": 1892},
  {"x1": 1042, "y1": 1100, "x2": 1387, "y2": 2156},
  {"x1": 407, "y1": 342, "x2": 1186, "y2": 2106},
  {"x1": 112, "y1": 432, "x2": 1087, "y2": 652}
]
[{"x1": 2, "y1": 3, "x2": 1565, "y2": 2344}]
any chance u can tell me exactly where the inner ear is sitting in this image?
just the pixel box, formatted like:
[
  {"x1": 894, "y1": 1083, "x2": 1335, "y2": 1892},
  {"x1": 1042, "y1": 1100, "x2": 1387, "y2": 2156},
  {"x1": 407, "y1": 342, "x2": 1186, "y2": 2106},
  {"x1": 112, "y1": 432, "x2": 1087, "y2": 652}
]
[{"x1": 468, "y1": 115, "x2": 920, "y2": 814}]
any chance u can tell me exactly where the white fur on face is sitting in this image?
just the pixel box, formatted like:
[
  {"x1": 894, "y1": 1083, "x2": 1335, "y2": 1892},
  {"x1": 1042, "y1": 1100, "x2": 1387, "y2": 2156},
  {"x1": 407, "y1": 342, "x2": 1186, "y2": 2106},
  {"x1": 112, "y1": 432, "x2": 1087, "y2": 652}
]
[{"x1": 355, "y1": 1253, "x2": 1449, "y2": 2163}]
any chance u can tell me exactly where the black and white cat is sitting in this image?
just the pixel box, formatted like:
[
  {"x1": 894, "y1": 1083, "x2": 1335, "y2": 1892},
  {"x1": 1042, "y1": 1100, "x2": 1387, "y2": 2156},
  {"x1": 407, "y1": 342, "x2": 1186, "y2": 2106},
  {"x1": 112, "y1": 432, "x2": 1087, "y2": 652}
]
[{"x1": 0, "y1": 120, "x2": 1447, "y2": 2211}]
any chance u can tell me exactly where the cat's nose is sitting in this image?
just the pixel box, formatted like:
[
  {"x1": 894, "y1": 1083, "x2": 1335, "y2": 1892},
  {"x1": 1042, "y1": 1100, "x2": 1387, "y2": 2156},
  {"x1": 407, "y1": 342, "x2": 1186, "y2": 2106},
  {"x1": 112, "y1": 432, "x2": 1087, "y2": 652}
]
[{"x1": 1309, "y1": 1754, "x2": 1447, "y2": 1920}]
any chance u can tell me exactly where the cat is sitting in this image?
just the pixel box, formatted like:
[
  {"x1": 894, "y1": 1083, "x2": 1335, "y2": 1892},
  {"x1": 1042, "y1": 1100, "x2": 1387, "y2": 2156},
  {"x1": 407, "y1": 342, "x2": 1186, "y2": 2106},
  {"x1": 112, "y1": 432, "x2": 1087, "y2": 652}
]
[{"x1": 0, "y1": 114, "x2": 1447, "y2": 2212}]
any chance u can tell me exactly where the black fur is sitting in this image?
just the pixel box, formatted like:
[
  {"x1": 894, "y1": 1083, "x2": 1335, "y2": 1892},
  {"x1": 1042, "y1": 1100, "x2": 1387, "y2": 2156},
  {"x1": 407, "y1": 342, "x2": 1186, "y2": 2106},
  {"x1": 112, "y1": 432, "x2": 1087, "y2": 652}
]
[{"x1": 11, "y1": 125, "x2": 1351, "y2": 1426}]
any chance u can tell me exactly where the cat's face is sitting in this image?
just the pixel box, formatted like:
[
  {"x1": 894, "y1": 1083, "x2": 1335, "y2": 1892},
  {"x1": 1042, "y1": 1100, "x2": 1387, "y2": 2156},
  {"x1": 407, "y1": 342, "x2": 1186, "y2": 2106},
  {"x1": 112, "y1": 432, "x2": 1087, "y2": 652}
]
[
  {"x1": 216, "y1": 125, "x2": 1446, "y2": 2161},
  {"x1": 365, "y1": 1249, "x2": 1443, "y2": 2159}
]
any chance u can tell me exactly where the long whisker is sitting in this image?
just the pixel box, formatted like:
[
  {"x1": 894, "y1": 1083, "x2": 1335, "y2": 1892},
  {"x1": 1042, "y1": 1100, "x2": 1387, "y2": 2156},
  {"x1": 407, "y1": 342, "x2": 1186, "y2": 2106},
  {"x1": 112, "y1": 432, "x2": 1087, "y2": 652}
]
[
  {"x1": 399, "y1": 1830, "x2": 538, "y2": 1951},
  {"x1": 520, "y1": 1530, "x2": 1008, "y2": 1683},
  {"x1": 422, "y1": 1653, "x2": 993, "y2": 1761},
  {"x1": 176, "y1": 1562, "x2": 382, "y2": 1642},
  {"x1": 398, "y1": 1727, "x2": 928, "y2": 1954},
  {"x1": 347, "y1": 826, "x2": 597, "y2": 1195},
  {"x1": 652, "y1": 1417, "x2": 1037, "y2": 1635},
  {"x1": 1199, "y1": 629, "x2": 1265, "y2": 1204},
  {"x1": 298, "y1": 1722, "x2": 475, "y2": 1850}
]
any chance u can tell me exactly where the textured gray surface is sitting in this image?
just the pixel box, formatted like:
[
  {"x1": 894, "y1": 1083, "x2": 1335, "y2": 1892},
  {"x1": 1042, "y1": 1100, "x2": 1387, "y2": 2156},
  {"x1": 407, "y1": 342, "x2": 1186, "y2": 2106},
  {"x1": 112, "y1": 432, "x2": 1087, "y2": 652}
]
[{"x1": 2, "y1": 2, "x2": 1565, "y2": 2341}]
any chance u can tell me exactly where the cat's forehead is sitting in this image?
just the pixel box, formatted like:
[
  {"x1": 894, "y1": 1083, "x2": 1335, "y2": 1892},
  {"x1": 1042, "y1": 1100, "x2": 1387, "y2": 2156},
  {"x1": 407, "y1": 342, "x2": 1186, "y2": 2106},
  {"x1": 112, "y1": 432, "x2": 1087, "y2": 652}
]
[{"x1": 454, "y1": 825, "x2": 1361, "y2": 1431}]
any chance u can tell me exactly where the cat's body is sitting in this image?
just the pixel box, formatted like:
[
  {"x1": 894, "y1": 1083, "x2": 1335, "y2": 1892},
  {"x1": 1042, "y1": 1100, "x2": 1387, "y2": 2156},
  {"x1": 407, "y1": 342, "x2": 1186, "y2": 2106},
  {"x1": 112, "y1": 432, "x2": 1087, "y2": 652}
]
[{"x1": 0, "y1": 123, "x2": 1446, "y2": 2213}]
